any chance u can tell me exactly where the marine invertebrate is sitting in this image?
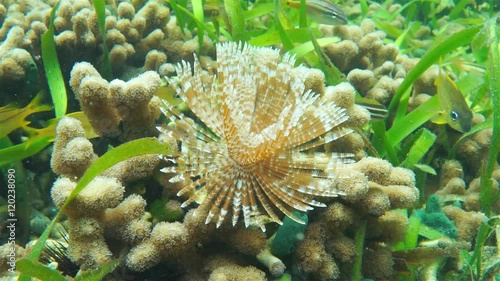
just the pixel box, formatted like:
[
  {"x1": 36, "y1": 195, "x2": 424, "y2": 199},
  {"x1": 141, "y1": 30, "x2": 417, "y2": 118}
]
[
  {"x1": 292, "y1": 157, "x2": 418, "y2": 280},
  {"x1": 416, "y1": 195, "x2": 458, "y2": 239},
  {"x1": 50, "y1": 117, "x2": 156, "y2": 270},
  {"x1": 126, "y1": 221, "x2": 188, "y2": 271},
  {"x1": 51, "y1": 176, "x2": 122, "y2": 269},
  {"x1": 442, "y1": 205, "x2": 487, "y2": 242},
  {"x1": 456, "y1": 125, "x2": 493, "y2": 173},
  {"x1": 159, "y1": 42, "x2": 354, "y2": 231},
  {"x1": 320, "y1": 19, "x2": 407, "y2": 105},
  {"x1": 69, "y1": 62, "x2": 162, "y2": 140},
  {"x1": 126, "y1": 207, "x2": 280, "y2": 275},
  {"x1": 50, "y1": 116, "x2": 97, "y2": 178},
  {"x1": 295, "y1": 222, "x2": 341, "y2": 280},
  {"x1": 205, "y1": 254, "x2": 267, "y2": 281},
  {"x1": 0, "y1": 26, "x2": 36, "y2": 84}
]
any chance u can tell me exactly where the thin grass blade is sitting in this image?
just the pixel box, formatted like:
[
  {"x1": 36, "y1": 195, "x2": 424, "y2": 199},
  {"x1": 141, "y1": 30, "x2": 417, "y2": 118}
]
[
  {"x1": 480, "y1": 17, "x2": 500, "y2": 215},
  {"x1": 16, "y1": 259, "x2": 68, "y2": 281},
  {"x1": 400, "y1": 128, "x2": 436, "y2": 168},
  {"x1": 41, "y1": 0, "x2": 67, "y2": 118},
  {"x1": 92, "y1": 0, "x2": 112, "y2": 79}
]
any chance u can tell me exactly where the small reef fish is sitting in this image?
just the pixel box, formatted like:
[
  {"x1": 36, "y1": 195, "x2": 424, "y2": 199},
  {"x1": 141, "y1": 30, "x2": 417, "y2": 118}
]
[
  {"x1": 0, "y1": 93, "x2": 52, "y2": 139},
  {"x1": 202, "y1": 0, "x2": 224, "y2": 17},
  {"x1": 183, "y1": 0, "x2": 224, "y2": 18},
  {"x1": 432, "y1": 69, "x2": 473, "y2": 133},
  {"x1": 285, "y1": 0, "x2": 348, "y2": 26},
  {"x1": 155, "y1": 79, "x2": 183, "y2": 107}
]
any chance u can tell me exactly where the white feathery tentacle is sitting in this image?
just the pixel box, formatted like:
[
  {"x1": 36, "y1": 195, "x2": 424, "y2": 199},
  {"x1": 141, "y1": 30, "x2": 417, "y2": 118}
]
[{"x1": 158, "y1": 42, "x2": 353, "y2": 230}]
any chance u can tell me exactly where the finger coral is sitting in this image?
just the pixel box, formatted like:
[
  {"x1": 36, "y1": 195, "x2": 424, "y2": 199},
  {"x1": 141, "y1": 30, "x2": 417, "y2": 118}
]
[
  {"x1": 320, "y1": 19, "x2": 407, "y2": 105},
  {"x1": 292, "y1": 157, "x2": 418, "y2": 280},
  {"x1": 69, "y1": 61, "x2": 162, "y2": 140},
  {"x1": 50, "y1": 117, "x2": 156, "y2": 270},
  {"x1": 158, "y1": 42, "x2": 355, "y2": 231},
  {"x1": 0, "y1": 26, "x2": 36, "y2": 85}
]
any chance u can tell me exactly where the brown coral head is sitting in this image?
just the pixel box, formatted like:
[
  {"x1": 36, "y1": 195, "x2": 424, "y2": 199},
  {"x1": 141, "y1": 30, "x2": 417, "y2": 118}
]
[{"x1": 158, "y1": 42, "x2": 354, "y2": 231}]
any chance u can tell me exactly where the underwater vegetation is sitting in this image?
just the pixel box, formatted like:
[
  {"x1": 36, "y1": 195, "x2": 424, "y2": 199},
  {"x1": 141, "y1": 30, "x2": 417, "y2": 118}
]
[{"x1": 0, "y1": 0, "x2": 499, "y2": 280}]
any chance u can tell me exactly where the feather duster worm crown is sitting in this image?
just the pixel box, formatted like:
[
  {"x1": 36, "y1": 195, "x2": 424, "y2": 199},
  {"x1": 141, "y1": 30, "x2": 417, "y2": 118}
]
[{"x1": 159, "y1": 42, "x2": 353, "y2": 231}]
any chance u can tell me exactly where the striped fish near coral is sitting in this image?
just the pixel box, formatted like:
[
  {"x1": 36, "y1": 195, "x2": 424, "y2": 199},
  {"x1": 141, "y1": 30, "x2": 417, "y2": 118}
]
[
  {"x1": 285, "y1": 0, "x2": 348, "y2": 25},
  {"x1": 158, "y1": 42, "x2": 354, "y2": 231}
]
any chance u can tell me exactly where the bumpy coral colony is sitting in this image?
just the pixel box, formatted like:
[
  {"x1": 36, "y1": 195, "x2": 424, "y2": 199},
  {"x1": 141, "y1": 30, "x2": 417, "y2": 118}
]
[{"x1": 158, "y1": 42, "x2": 354, "y2": 231}]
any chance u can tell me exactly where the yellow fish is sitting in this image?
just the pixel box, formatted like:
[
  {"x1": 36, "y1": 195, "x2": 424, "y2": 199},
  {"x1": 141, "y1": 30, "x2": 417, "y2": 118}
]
[
  {"x1": 432, "y1": 69, "x2": 473, "y2": 133},
  {"x1": 155, "y1": 80, "x2": 183, "y2": 107},
  {"x1": 285, "y1": 0, "x2": 347, "y2": 26},
  {"x1": 0, "y1": 93, "x2": 52, "y2": 139}
]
